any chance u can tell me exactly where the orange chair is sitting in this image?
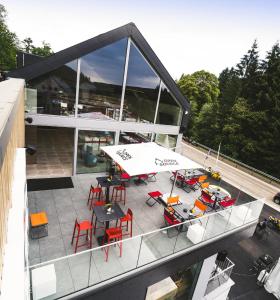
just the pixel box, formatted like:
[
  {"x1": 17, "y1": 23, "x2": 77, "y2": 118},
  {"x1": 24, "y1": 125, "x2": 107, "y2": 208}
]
[
  {"x1": 103, "y1": 227, "x2": 123, "y2": 262},
  {"x1": 87, "y1": 185, "x2": 103, "y2": 207},
  {"x1": 200, "y1": 182, "x2": 210, "y2": 189},
  {"x1": 111, "y1": 185, "x2": 126, "y2": 205},
  {"x1": 190, "y1": 200, "x2": 207, "y2": 218},
  {"x1": 118, "y1": 208, "x2": 133, "y2": 237},
  {"x1": 167, "y1": 195, "x2": 180, "y2": 206},
  {"x1": 71, "y1": 219, "x2": 93, "y2": 253},
  {"x1": 30, "y1": 212, "x2": 48, "y2": 239}
]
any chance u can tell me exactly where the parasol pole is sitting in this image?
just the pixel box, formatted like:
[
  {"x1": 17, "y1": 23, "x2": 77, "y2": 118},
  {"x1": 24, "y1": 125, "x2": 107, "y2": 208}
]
[{"x1": 170, "y1": 170, "x2": 178, "y2": 197}]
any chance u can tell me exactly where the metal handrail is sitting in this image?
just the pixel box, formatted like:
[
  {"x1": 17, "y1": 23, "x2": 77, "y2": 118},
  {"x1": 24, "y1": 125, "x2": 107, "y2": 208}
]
[{"x1": 182, "y1": 139, "x2": 280, "y2": 184}]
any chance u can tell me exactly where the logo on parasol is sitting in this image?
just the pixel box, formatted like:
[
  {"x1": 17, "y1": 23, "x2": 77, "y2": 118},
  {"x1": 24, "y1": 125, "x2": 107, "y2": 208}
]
[
  {"x1": 116, "y1": 149, "x2": 132, "y2": 160},
  {"x1": 155, "y1": 158, "x2": 178, "y2": 166}
]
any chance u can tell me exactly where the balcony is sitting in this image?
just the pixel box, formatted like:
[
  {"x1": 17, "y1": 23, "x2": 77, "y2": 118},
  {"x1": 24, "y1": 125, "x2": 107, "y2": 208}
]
[{"x1": 27, "y1": 171, "x2": 263, "y2": 299}]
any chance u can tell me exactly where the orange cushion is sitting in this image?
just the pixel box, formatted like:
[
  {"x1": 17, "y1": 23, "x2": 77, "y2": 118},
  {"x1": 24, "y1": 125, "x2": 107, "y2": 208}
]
[{"x1": 30, "y1": 212, "x2": 48, "y2": 227}]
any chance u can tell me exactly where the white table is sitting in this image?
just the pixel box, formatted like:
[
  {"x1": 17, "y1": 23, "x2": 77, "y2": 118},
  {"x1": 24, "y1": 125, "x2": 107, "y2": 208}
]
[{"x1": 31, "y1": 264, "x2": 56, "y2": 300}]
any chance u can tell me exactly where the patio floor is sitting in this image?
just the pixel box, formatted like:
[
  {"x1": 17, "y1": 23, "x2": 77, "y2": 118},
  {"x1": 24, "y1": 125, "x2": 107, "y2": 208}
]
[{"x1": 27, "y1": 171, "x2": 256, "y2": 299}]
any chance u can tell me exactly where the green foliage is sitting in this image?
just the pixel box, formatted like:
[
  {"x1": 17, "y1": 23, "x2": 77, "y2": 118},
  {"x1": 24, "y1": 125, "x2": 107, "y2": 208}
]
[
  {"x1": 0, "y1": 4, "x2": 18, "y2": 71},
  {"x1": 22, "y1": 37, "x2": 53, "y2": 56},
  {"x1": 178, "y1": 42, "x2": 280, "y2": 178}
]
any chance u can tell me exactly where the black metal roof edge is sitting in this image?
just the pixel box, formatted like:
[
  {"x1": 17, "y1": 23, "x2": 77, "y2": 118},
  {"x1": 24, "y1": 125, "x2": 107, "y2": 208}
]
[{"x1": 8, "y1": 22, "x2": 190, "y2": 111}]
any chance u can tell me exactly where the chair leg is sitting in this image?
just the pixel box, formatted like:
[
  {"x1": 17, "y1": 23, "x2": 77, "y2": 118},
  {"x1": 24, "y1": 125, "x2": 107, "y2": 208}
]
[
  {"x1": 94, "y1": 218, "x2": 97, "y2": 235},
  {"x1": 71, "y1": 220, "x2": 77, "y2": 245},
  {"x1": 75, "y1": 228, "x2": 80, "y2": 253},
  {"x1": 89, "y1": 228, "x2": 93, "y2": 248},
  {"x1": 87, "y1": 186, "x2": 93, "y2": 206},
  {"x1": 130, "y1": 221, "x2": 133, "y2": 237}
]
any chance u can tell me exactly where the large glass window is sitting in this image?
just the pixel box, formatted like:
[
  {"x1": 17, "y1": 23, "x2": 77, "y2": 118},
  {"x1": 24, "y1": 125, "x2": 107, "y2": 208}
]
[
  {"x1": 26, "y1": 60, "x2": 78, "y2": 115},
  {"x1": 156, "y1": 83, "x2": 182, "y2": 126},
  {"x1": 154, "y1": 133, "x2": 177, "y2": 149},
  {"x1": 119, "y1": 131, "x2": 152, "y2": 144},
  {"x1": 78, "y1": 39, "x2": 127, "y2": 120},
  {"x1": 76, "y1": 130, "x2": 115, "y2": 174},
  {"x1": 122, "y1": 43, "x2": 160, "y2": 123}
]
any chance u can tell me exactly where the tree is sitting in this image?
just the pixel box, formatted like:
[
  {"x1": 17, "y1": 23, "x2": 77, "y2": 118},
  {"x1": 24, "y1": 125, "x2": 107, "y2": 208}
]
[
  {"x1": 22, "y1": 38, "x2": 53, "y2": 57},
  {"x1": 22, "y1": 37, "x2": 34, "y2": 53},
  {"x1": 32, "y1": 41, "x2": 53, "y2": 56},
  {"x1": 0, "y1": 4, "x2": 18, "y2": 71},
  {"x1": 177, "y1": 70, "x2": 220, "y2": 140}
]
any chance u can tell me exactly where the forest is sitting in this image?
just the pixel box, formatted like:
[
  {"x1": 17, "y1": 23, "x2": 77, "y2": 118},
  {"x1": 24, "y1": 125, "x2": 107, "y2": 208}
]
[{"x1": 178, "y1": 41, "x2": 280, "y2": 179}]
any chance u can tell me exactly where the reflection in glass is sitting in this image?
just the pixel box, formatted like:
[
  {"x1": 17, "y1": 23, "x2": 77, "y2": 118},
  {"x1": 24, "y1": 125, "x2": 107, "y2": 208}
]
[
  {"x1": 122, "y1": 43, "x2": 160, "y2": 123},
  {"x1": 77, "y1": 130, "x2": 115, "y2": 174},
  {"x1": 78, "y1": 39, "x2": 127, "y2": 120},
  {"x1": 154, "y1": 133, "x2": 177, "y2": 149},
  {"x1": 156, "y1": 83, "x2": 182, "y2": 126},
  {"x1": 26, "y1": 60, "x2": 78, "y2": 115},
  {"x1": 119, "y1": 132, "x2": 152, "y2": 144}
]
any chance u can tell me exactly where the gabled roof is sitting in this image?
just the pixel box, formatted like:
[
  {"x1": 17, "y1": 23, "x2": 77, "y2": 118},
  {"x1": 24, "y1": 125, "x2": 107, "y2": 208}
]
[{"x1": 8, "y1": 23, "x2": 190, "y2": 111}]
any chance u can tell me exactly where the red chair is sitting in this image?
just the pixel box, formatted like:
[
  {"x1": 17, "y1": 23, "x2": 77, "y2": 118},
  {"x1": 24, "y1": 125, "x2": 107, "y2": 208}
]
[
  {"x1": 134, "y1": 174, "x2": 148, "y2": 185},
  {"x1": 103, "y1": 227, "x2": 122, "y2": 262},
  {"x1": 219, "y1": 197, "x2": 236, "y2": 209},
  {"x1": 184, "y1": 177, "x2": 199, "y2": 192},
  {"x1": 170, "y1": 172, "x2": 185, "y2": 187},
  {"x1": 120, "y1": 172, "x2": 131, "y2": 186},
  {"x1": 199, "y1": 190, "x2": 215, "y2": 206},
  {"x1": 111, "y1": 185, "x2": 126, "y2": 205},
  {"x1": 146, "y1": 191, "x2": 163, "y2": 207},
  {"x1": 87, "y1": 185, "x2": 103, "y2": 207},
  {"x1": 90, "y1": 199, "x2": 105, "y2": 211},
  {"x1": 117, "y1": 208, "x2": 133, "y2": 237},
  {"x1": 71, "y1": 219, "x2": 93, "y2": 253},
  {"x1": 163, "y1": 209, "x2": 181, "y2": 238}
]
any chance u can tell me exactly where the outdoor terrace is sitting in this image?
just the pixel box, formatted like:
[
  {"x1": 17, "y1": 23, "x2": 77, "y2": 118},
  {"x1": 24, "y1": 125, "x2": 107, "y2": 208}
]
[{"x1": 27, "y1": 171, "x2": 263, "y2": 299}]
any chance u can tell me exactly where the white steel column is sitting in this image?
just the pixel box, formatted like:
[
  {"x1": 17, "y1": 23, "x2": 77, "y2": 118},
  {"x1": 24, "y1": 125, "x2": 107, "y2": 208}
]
[
  {"x1": 115, "y1": 130, "x2": 120, "y2": 145},
  {"x1": 119, "y1": 38, "x2": 131, "y2": 122},
  {"x1": 73, "y1": 128, "x2": 78, "y2": 175},
  {"x1": 153, "y1": 80, "x2": 162, "y2": 124},
  {"x1": 74, "y1": 58, "x2": 81, "y2": 118}
]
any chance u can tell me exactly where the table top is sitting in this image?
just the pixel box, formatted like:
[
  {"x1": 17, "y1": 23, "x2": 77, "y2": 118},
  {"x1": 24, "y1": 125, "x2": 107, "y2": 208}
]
[
  {"x1": 184, "y1": 169, "x2": 204, "y2": 178},
  {"x1": 172, "y1": 203, "x2": 191, "y2": 220},
  {"x1": 204, "y1": 185, "x2": 231, "y2": 200},
  {"x1": 96, "y1": 176, "x2": 121, "y2": 188},
  {"x1": 94, "y1": 204, "x2": 125, "y2": 222}
]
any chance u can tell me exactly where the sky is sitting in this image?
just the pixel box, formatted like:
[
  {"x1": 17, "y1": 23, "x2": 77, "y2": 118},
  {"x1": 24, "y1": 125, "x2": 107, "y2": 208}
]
[{"x1": 2, "y1": 0, "x2": 280, "y2": 79}]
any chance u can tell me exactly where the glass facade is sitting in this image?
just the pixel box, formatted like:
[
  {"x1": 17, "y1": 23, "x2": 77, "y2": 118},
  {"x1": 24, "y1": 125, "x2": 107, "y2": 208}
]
[
  {"x1": 122, "y1": 43, "x2": 160, "y2": 123},
  {"x1": 156, "y1": 83, "x2": 182, "y2": 126},
  {"x1": 119, "y1": 131, "x2": 152, "y2": 144},
  {"x1": 76, "y1": 130, "x2": 115, "y2": 174},
  {"x1": 78, "y1": 38, "x2": 127, "y2": 120},
  {"x1": 154, "y1": 133, "x2": 177, "y2": 149},
  {"x1": 26, "y1": 60, "x2": 78, "y2": 115}
]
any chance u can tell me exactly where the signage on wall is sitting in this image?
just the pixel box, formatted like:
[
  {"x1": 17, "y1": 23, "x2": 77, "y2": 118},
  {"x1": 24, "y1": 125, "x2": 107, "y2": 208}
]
[
  {"x1": 116, "y1": 149, "x2": 132, "y2": 160},
  {"x1": 155, "y1": 158, "x2": 178, "y2": 166}
]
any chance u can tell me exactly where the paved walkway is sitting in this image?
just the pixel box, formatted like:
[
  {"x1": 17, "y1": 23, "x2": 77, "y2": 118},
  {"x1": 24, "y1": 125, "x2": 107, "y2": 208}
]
[{"x1": 180, "y1": 142, "x2": 280, "y2": 212}]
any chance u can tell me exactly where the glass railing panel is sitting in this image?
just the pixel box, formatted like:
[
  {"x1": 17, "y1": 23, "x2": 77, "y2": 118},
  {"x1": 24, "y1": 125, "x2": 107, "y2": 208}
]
[
  {"x1": 30, "y1": 259, "x2": 75, "y2": 299},
  {"x1": 226, "y1": 202, "x2": 251, "y2": 230},
  {"x1": 89, "y1": 236, "x2": 142, "y2": 283},
  {"x1": 202, "y1": 209, "x2": 232, "y2": 240},
  {"x1": 137, "y1": 228, "x2": 178, "y2": 267},
  {"x1": 244, "y1": 199, "x2": 264, "y2": 223}
]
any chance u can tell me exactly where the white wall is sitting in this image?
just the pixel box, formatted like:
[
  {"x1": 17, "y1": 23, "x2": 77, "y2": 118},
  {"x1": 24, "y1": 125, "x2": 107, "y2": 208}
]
[
  {"x1": 1, "y1": 149, "x2": 28, "y2": 300},
  {"x1": 192, "y1": 254, "x2": 217, "y2": 300}
]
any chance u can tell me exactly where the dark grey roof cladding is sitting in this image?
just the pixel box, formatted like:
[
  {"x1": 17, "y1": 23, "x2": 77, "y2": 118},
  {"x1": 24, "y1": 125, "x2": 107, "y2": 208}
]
[{"x1": 8, "y1": 23, "x2": 190, "y2": 111}]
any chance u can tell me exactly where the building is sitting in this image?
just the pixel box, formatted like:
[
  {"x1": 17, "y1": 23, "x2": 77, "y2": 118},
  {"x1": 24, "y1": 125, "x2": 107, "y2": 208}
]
[
  {"x1": 8, "y1": 23, "x2": 190, "y2": 178},
  {"x1": 1, "y1": 24, "x2": 263, "y2": 300}
]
